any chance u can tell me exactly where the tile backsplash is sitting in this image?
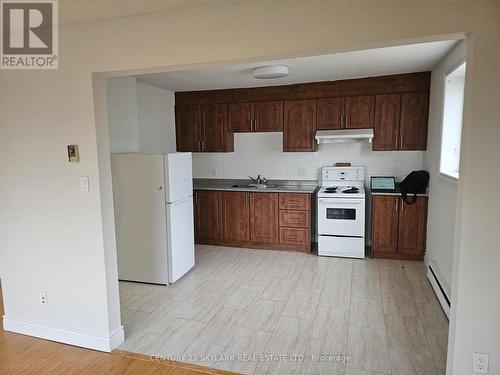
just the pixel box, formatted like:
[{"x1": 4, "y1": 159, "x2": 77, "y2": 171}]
[{"x1": 193, "y1": 132, "x2": 423, "y2": 182}]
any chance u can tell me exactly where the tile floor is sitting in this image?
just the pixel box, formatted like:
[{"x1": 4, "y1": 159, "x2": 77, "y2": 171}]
[{"x1": 118, "y1": 245, "x2": 449, "y2": 375}]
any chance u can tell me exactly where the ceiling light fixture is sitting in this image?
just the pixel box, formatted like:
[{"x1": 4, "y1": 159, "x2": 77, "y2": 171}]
[{"x1": 252, "y1": 65, "x2": 289, "y2": 79}]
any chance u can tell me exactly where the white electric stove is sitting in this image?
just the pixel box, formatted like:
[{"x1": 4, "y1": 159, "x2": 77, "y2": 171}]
[{"x1": 317, "y1": 166, "x2": 366, "y2": 258}]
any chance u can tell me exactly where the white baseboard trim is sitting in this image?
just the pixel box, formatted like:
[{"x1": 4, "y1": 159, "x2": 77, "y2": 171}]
[
  {"x1": 426, "y1": 266, "x2": 451, "y2": 319},
  {"x1": 2, "y1": 315, "x2": 124, "y2": 352}
]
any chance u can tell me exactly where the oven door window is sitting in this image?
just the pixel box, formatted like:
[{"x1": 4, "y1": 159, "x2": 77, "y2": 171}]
[{"x1": 326, "y1": 207, "x2": 356, "y2": 220}]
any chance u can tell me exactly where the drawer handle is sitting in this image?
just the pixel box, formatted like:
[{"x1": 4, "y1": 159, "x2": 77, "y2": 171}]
[{"x1": 287, "y1": 236, "x2": 299, "y2": 240}]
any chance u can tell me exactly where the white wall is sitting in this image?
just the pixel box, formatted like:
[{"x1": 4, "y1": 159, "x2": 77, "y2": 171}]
[
  {"x1": 106, "y1": 77, "x2": 140, "y2": 153},
  {"x1": 106, "y1": 78, "x2": 176, "y2": 154},
  {"x1": 0, "y1": 1, "x2": 498, "y2": 372},
  {"x1": 424, "y1": 41, "x2": 466, "y2": 298},
  {"x1": 193, "y1": 133, "x2": 423, "y2": 181},
  {"x1": 136, "y1": 82, "x2": 176, "y2": 154}
]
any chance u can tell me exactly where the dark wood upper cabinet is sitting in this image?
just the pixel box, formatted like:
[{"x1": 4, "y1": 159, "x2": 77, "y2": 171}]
[
  {"x1": 199, "y1": 103, "x2": 233, "y2": 152},
  {"x1": 400, "y1": 92, "x2": 429, "y2": 150},
  {"x1": 372, "y1": 195, "x2": 399, "y2": 255},
  {"x1": 345, "y1": 95, "x2": 375, "y2": 129},
  {"x1": 398, "y1": 197, "x2": 427, "y2": 256},
  {"x1": 175, "y1": 104, "x2": 200, "y2": 152},
  {"x1": 317, "y1": 97, "x2": 344, "y2": 130},
  {"x1": 254, "y1": 100, "x2": 283, "y2": 132},
  {"x1": 283, "y1": 99, "x2": 317, "y2": 152},
  {"x1": 228, "y1": 102, "x2": 252, "y2": 132},
  {"x1": 249, "y1": 193, "x2": 279, "y2": 243},
  {"x1": 176, "y1": 73, "x2": 430, "y2": 152},
  {"x1": 373, "y1": 94, "x2": 401, "y2": 151},
  {"x1": 194, "y1": 190, "x2": 223, "y2": 242},
  {"x1": 222, "y1": 191, "x2": 249, "y2": 242}
]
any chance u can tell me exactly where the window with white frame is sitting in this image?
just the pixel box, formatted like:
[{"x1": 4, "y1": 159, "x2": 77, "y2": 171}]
[{"x1": 440, "y1": 61, "x2": 466, "y2": 179}]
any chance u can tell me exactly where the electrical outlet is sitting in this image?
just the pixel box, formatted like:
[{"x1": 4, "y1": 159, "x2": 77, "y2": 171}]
[
  {"x1": 473, "y1": 352, "x2": 489, "y2": 374},
  {"x1": 298, "y1": 168, "x2": 306, "y2": 177},
  {"x1": 40, "y1": 291, "x2": 48, "y2": 306}
]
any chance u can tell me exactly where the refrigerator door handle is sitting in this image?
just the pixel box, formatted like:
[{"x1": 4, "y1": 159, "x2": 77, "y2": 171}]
[{"x1": 166, "y1": 195, "x2": 193, "y2": 205}]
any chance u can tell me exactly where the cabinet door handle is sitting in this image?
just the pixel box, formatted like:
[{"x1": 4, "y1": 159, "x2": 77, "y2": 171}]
[
  {"x1": 400, "y1": 136, "x2": 403, "y2": 149},
  {"x1": 254, "y1": 119, "x2": 257, "y2": 131},
  {"x1": 395, "y1": 198, "x2": 399, "y2": 211},
  {"x1": 401, "y1": 200, "x2": 404, "y2": 212},
  {"x1": 195, "y1": 192, "x2": 198, "y2": 203},
  {"x1": 395, "y1": 137, "x2": 398, "y2": 150},
  {"x1": 344, "y1": 115, "x2": 348, "y2": 128},
  {"x1": 202, "y1": 140, "x2": 206, "y2": 150}
]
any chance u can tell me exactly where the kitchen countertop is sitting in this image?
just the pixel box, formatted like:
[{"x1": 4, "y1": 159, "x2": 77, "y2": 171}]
[
  {"x1": 370, "y1": 184, "x2": 428, "y2": 197},
  {"x1": 193, "y1": 178, "x2": 318, "y2": 194}
]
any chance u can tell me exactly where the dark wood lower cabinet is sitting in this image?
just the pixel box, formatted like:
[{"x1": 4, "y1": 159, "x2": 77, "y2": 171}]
[
  {"x1": 194, "y1": 191, "x2": 223, "y2": 242},
  {"x1": 222, "y1": 191, "x2": 250, "y2": 241},
  {"x1": 194, "y1": 190, "x2": 311, "y2": 252},
  {"x1": 249, "y1": 193, "x2": 279, "y2": 244},
  {"x1": 372, "y1": 195, "x2": 427, "y2": 260},
  {"x1": 398, "y1": 198, "x2": 428, "y2": 255}
]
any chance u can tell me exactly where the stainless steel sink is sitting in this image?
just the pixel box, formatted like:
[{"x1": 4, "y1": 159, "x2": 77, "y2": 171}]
[{"x1": 228, "y1": 184, "x2": 280, "y2": 189}]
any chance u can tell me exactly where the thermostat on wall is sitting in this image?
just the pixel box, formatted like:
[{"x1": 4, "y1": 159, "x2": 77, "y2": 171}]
[{"x1": 67, "y1": 145, "x2": 80, "y2": 163}]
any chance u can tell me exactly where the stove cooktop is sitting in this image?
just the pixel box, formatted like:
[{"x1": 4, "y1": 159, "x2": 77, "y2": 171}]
[{"x1": 318, "y1": 185, "x2": 366, "y2": 198}]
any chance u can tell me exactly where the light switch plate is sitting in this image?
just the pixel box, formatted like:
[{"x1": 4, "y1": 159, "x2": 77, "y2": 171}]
[{"x1": 80, "y1": 176, "x2": 89, "y2": 192}]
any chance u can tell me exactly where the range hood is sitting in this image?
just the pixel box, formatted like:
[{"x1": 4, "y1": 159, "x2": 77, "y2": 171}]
[{"x1": 315, "y1": 129, "x2": 374, "y2": 144}]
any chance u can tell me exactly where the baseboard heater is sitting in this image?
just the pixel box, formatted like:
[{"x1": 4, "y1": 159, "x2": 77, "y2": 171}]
[{"x1": 427, "y1": 265, "x2": 450, "y2": 319}]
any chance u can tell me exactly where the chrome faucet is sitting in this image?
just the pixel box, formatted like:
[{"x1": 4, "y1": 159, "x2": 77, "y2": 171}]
[{"x1": 248, "y1": 175, "x2": 267, "y2": 186}]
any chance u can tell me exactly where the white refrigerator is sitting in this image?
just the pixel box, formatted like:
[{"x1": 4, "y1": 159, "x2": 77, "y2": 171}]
[{"x1": 111, "y1": 152, "x2": 195, "y2": 285}]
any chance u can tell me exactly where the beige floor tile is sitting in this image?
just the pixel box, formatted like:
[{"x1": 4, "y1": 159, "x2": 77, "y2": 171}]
[
  {"x1": 180, "y1": 339, "x2": 227, "y2": 367},
  {"x1": 296, "y1": 256, "x2": 329, "y2": 291},
  {"x1": 346, "y1": 368, "x2": 389, "y2": 375},
  {"x1": 196, "y1": 307, "x2": 247, "y2": 346},
  {"x1": 375, "y1": 258, "x2": 404, "y2": 269},
  {"x1": 347, "y1": 326, "x2": 391, "y2": 374},
  {"x1": 255, "y1": 358, "x2": 303, "y2": 375},
  {"x1": 403, "y1": 261, "x2": 428, "y2": 281},
  {"x1": 282, "y1": 288, "x2": 320, "y2": 320},
  {"x1": 351, "y1": 276, "x2": 381, "y2": 300},
  {"x1": 274, "y1": 316, "x2": 312, "y2": 335},
  {"x1": 325, "y1": 263, "x2": 353, "y2": 285},
  {"x1": 216, "y1": 327, "x2": 272, "y2": 374},
  {"x1": 118, "y1": 331, "x2": 162, "y2": 355},
  {"x1": 242, "y1": 299, "x2": 285, "y2": 332},
  {"x1": 434, "y1": 359, "x2": 447, "y2": 375},
  {"x1": 329, "y1": 257, "x2": 353, "y2": 266},
  {"x1": 301, "y1": 338, "x2": 346, "y2": 375},
  {"x1": 349, "y1": 298, "x2": 385, "y2": 331},
  {"x1": 388, "y1": 350, "x2": 438, "y2": 375},
  {"x1": 182, "y1": 293, "x2": 229, "y2": 322},
  {"x1": 118, "y1": 246, "x2": 444, "y2": 375},
  {"x1": 319, "y1": 282, "x2": 351, "y2": 309},
  {"x1": 224, "y1": 285, "x2": 263, "y2": 311},
  {"x1": 427, "y1": 334, "x2": 448, "y2": 361},
  {"x1": 132, "y1": 301, "x2": 192, "y2": 334},
  {"x1": 310, "y1": 306, "x2": 348, "y2": 344},
  {"x1": 156, "y1": 318, "x2": 207, "y2": 357},
  {"x1": 385, "y1": 315, "x2": 431, "y2": 355},
  {"x1": 381, "y1": 288, "x2": 419, "y2": 317},
  {"x1": 409, "y1": 279, "x2": 439, "y2": 304},
  {"x1": 261, "y1": 277, "x2": 296, "y2": 302},
  {"x1": 353, "y1": 259, "x2": 379, "y2": 278},
  {"x1": 120, "y1": 308, "x2": 150, "y2": 330},
  {"x1": 379, "y1": 268, "x2": 410, "y2": 291},
  {"x1": 416, "y1": 301, "x2": 449, "y2": 337}
]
